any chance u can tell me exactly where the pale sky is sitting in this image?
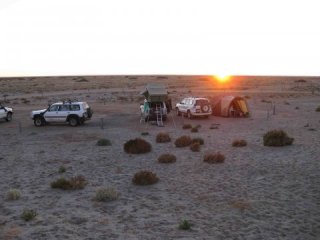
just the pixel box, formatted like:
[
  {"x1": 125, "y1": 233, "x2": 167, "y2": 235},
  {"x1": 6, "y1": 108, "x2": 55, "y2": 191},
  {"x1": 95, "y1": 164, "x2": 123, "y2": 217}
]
[{"x1": 1, "y1": 0, "x2": 319, "y2": 77}]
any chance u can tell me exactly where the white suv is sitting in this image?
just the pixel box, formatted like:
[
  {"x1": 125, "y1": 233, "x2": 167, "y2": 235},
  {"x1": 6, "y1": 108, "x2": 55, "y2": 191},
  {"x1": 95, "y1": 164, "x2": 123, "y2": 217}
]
[
  {"x1": 176, "y1": 97, "x2": 211, "y2": 119},
  {"x1": 31, "y1": 101, "x2": 93, "y2": 127},
  {"x1": 0, "y1": 104, "x2": 13, "y2": 122}
]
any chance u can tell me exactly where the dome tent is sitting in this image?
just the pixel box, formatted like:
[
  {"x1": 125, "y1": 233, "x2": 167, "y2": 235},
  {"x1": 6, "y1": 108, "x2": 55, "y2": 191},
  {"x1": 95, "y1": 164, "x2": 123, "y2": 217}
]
[{"x1": 211, "y1": 96, "x2": 249, "y2": 117}]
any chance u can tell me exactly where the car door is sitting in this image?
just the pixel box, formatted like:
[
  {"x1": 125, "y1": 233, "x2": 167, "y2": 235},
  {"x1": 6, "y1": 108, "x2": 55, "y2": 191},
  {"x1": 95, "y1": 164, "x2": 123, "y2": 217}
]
[
  {"x1": 44, "y1": 104, "x2": 60, "y2": 122},
  {"x1": 179, "y1": 99, "x2": 187, "y2": 113},
  {"x1": 0, "y1": 105, "x2": 5, "y2": 119},
  {"x1": 58, "y1": 104, "x2": 71, "y2": 122}
]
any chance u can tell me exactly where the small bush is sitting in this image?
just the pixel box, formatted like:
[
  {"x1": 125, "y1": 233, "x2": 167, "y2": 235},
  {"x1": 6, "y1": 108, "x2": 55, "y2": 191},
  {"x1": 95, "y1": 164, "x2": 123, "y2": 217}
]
[
  {"x1": 179, "y1": 220, "x2": 192, "y2": 230},
  {"x1": 58, "y1": 166, "x2": 66, "y2": 173},
  {"x1": 96, "y1": 138, "x2": 111, "y2": 146},
  {"x1": 50, "y1": 175, "x2": 87, "y2": 190},
  {"x1": 182, "y1": 124, "x2": 192, "y2": 129},
  {"x1": 141, "y1": 132, "x2": 149, "y2": 136},
  {"x1": 175, "y1": 136, "x2": 192, "y2": 147},
  {"x1": 158, "y1": 154, "x2": 176, "y2": 163},
  {"x1": 263, "y1": 130, "x2": 294, "y2": 146},
  {"x1": 192, "y1": 137, "x2": 204, "y2": 145},
  {"x1": 94, "y1": 187, "x2": 120, "y2": 202},
  {"x1": 204, "y1": 152, "x2": 225, "y2": 164},
  {"x1": 124, "y1": 138, "x2": 152, "y2": 154},
  {"x1": 156, "y1": 132, "x2": 171, "y2": 143},
  {"x1": 191, "y1": 127, "x2": 198, "y2": 133},
  {"x1": 21, "y1": 209, "x2": 37, "y2": 221},
  {"x1": 132, "y1": 171, "x2": 159, "y2": 185},
  {"x1": 190, "y1": 142, "x2": 200, "y2": 152},
  {"x1": 232, "y1": 139, "x2": 247, "y2": 147},
  {"x1": 6, "y1": 189, "x2": 21, "y2": 201},
  {"x1": 316, "y1": 106, "x2": 320, "y2": 112}
]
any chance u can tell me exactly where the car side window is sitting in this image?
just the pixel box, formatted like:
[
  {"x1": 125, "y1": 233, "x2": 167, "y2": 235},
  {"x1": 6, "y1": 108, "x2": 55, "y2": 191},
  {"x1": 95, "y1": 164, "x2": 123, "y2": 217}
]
[
  {"x1": 60, "y1": 105, "x2": 70, "y2": 111},
  {"x1": 49, "y1": 105, "x2": 60, "y2": 111},
  {"x1": 70, "y1": 105, "x2": 80, "y2": 111}
]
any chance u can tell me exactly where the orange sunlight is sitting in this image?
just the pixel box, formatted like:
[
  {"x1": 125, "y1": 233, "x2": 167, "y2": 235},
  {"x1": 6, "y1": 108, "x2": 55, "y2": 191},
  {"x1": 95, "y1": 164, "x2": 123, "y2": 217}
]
[{"x1": 213, "y1": 75, "x2": 231, "y2": 83}]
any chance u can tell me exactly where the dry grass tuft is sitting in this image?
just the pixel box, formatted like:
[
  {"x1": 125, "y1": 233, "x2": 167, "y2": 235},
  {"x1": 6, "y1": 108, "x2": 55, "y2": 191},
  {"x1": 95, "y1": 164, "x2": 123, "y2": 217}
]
[
  {"x1": 94, "y1": 187, "x2": 120, "y2": 202},
  {"x1": 158, "y1": 154, "x2": 176, "y2": 163},
  {"x1": 51, "y1": 175, "x2": 87, "y2": 190},
  {"x1": 182, "y1": 124, "x2": 192, "y2": 129},
  {"x1": 156, "y1": 132, "x2": 171, "y2": 143},
  {"x1": 190, "y1": 142, "x2": 200, "y2": 152},
  {"x1": 263, "y1": 130, "x2": 294, "y2": 146},
  {"x1": 232, "y1": 139, "x2": 247, "y2": 147},
  {"x1": 204, "y1": 152, "x2": 225, "y2": 164},
  {"x1": 124, "y1": 138, "x2": 152, "y2": 154},
  {"x1": 175, "y1": 135, "x2": 192, "y2": 147},
  {"x1": 132, "y1": 170, "x2": 159, "y2": 185},
  {"x1": 6, "y1": 189, "x2": 21, "y2": 201}
]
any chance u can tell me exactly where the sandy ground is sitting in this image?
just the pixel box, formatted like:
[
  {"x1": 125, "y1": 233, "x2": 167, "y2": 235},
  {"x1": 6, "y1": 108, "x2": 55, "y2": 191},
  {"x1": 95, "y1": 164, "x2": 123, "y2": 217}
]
[{"x1": 0, "y1": 76, "x2": 319, "y2": 239}]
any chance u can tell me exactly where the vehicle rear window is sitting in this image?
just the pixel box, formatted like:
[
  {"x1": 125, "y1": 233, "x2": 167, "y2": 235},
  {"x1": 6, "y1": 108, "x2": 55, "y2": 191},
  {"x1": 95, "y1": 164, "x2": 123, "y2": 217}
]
[
  {"x1": 70, "y1": 105, "x2": 80, "y2": 111},
  {"x1": 196, "y1": 99, "x2": 209, "y2": 105}
]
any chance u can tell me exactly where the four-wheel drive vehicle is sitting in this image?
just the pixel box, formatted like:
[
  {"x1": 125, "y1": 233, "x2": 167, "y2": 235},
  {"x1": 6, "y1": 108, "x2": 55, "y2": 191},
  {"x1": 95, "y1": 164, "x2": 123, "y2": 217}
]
[
  {"x1": 31, "y1": 101, "x2": 93, "y2": 127},
  {"x1": 176, "y1": 97, "x2": 212, "y2": 119},
  {"x1": 0, "y1": 104, "x2": 13, "y2": 122}
]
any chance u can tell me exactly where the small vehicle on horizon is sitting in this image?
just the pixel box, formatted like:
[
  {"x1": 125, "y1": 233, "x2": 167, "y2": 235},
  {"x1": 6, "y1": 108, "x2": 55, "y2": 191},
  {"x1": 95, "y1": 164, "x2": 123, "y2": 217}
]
[
  {"x1": 0, "y1": 103, "x2": 13, "y2": 122},
  {"x1": 176, "y1": 97, "x2": 212, "y2": 119},
  {"x1": 31, "y1": 101, "x2": 93, "y2": 127}
]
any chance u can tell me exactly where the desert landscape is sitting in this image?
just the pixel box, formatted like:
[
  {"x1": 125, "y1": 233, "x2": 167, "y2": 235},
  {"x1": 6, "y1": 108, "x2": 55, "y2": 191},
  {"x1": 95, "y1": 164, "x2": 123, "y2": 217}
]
[{"x1": 0, "y1": 75, "x2": 319, "y2": 239}]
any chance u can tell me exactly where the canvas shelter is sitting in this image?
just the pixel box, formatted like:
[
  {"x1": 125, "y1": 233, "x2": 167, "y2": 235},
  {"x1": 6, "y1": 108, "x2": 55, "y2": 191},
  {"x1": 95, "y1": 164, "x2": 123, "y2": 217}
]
[
  {"x1": 140, "y1": 83, "x2": 168, "y2": 102},
  {"x1": 211, "y1": 96, "x2": 249, "y2": 117}
]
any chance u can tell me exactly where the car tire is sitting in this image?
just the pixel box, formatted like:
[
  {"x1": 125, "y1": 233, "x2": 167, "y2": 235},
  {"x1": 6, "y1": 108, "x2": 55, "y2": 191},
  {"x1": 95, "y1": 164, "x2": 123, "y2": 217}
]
[
  {"x1": 201, "y1": 105, "x2": 210, "y2": 113},
  {"x1": 5, "y1": 113, "x2": 12, "y2": 122},
  {"x1": 176, "y1": 108, "x2": 181, "y2": 116},
  {"x1": 69, "y1": 117, "x2": 79, "y2": 127},
  {"x1": 34, "y1": 117, "x2": 44, "y2": 127}
]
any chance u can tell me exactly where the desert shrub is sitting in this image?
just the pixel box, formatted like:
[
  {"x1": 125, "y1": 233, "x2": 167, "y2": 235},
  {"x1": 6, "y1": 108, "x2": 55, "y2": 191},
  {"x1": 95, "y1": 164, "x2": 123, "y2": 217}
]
[
  {"x1": 132, "y1": 171, "x2": 159, "y2": 185},
  {"x1": 190, "y1": 142, "x2": 200, "y2": 152},
  {"x1": 58, "y1": 166, "x2": 66, "y2": 173},
  {"x1": 232, "y1": 139, "x2": 247, "y2": 147},
  {"x1": 96, "y1": 138, "x2": 111, "y2": 146},
  {"x1": 175, "y1": 136, "x2": 192, "y2": 147},
  {"x1": 94, "y1": 187, "x2": 120, "y2": 202},
  {"x1": 158, "y1": 154, "x2": 176, "y2": 163},
  {"x1": 21, "y1": 209, "x2": 37, "y2": 221},
  {"x1": 124, "y1": 138, "x2": 152, "y2": 154},
  {"x1": 316, "y1": 106, "x2": 320, "y2": 112},
  {"x1": 50, "y1": 175, "x2": 87, "y2": 190},
  {"x1": 191, "y1": 127, "x2": 198, "y2": 133},
  {"x1": 192, "y1": 137, "x2": 204, "y2": 145},
  {"x1": 179, "y1": 220, "x2": 192, "y2": 230},
  {"x1": 182, "y1": 124, "x2": 192, "y2": 129},
  {"x1": 204, "y1": 152, "x2": 225, "y2": 164},
  {"x1": 263, "y1": 130, "x2": 294, "y2": 146},
  {"x1": 141, "y1": 132, "x2": 149, "y2": 136},
  {"x1": 6, "y1": 189, "x2": 21, "y2": 201},
  {"x1": 156, "y1": 132, "x2": 171, "y2": 143}
]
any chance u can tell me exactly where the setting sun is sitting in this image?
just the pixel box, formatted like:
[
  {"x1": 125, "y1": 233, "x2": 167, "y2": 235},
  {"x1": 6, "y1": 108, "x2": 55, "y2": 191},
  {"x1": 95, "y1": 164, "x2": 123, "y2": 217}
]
[{"x1": 214, "y1": 75, "x2": 231, "y2": 83}]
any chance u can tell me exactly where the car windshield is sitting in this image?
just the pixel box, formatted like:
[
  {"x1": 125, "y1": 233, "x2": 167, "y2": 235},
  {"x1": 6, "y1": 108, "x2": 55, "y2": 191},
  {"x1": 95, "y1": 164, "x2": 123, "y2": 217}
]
[{"x1": 196, "y1": 99, "x2": 209, "y2": 105}]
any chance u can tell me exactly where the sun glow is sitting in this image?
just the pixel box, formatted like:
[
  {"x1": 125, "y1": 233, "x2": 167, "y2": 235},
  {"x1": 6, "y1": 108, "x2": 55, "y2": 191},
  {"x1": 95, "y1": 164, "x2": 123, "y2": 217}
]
[{"x1": 214, "y1": 75, "x2": 231, "y2": 83}]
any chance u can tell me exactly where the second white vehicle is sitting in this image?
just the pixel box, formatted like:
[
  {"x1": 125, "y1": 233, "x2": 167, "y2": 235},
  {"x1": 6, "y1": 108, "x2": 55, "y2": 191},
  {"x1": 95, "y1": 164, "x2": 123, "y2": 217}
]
[
  {"x1": 176, "y1": 97, "x2": 212, "y2": 119},
  {"x1": 31, "y1": 101, "x2": 93, "y2": 127},
  {"x1": 0, "y1": 104, "x2": 13, "y2": 122}
]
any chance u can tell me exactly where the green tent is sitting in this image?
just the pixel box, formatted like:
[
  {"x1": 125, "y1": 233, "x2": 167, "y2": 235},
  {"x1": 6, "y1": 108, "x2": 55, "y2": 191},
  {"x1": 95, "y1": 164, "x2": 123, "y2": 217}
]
[{"x1": 140, "y1": 83, "x2": 168, "y2": 102}]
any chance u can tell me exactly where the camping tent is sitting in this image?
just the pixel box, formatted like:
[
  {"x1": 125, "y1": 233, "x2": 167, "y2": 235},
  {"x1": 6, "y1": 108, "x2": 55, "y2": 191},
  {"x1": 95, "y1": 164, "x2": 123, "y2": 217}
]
[
  {"x1": 211, "y1": 96, "x2": 249, "y2": 117},
  {"x1": 140, "y1": 83, "x2": 168, "y2": 102}
]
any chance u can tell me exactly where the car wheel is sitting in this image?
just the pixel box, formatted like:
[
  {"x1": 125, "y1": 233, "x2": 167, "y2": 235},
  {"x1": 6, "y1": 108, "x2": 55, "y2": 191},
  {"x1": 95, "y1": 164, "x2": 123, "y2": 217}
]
[
  {"x1": 176, "y1": 108, "x2": 181, "y2": 116},
  {"x1": 69, "y1": 117, "x2": 79, "y2": 127},
  {"x1": 34, "y1": 117, "x2": 44, "y2": 127},
  {"x1": 5, "y1": 113, "x2": 12, "y2": 122}
]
